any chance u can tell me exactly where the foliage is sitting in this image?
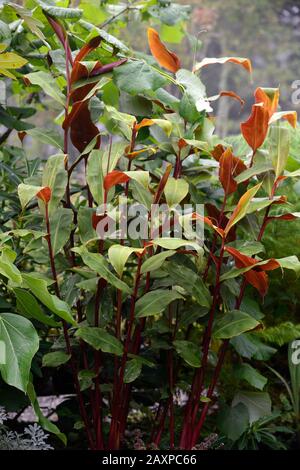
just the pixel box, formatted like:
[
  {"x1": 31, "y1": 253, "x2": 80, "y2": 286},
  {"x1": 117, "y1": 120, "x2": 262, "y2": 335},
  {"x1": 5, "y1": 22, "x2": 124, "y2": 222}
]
[{"x1": 0, "y1": 0, "x2": 299, "y2": 451}]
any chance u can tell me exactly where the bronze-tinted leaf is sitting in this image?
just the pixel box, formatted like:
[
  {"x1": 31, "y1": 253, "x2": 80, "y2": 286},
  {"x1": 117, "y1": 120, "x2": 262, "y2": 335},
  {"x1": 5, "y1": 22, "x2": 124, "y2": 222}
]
[{"x1": 147, "y1": 28, "x2": 181, "y2": 73}]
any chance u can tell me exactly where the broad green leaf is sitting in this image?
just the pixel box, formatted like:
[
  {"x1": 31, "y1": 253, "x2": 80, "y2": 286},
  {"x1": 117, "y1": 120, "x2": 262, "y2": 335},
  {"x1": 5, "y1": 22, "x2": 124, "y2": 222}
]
[
  {"x1": 18, "y1": 183, "x2": 43, "y2": 209},
  {"x1": 213, "y1": 310, "x2": 260, "y2": 339},
  {"x1": 87, "y1": 143, "x2": 126, "y2": 204},
  {"x1": 108, "y1": 245, "x2": 143, "y2": 277},
  {"x1": 50, "y1": 208, "x2": 73, "y2": 255},
  {"x1": 26, "y1": 128, "x2": 64, "y2": 150},
  {"x1": 42, "y1": 154, "x2": 67, "y2": 214},
  {"x1": 179, "y1": 92, "x2": 201, "y2": 123},
  {"x1": 0, "y1": 313, "x2": 39, "y2": 392},
  {"x1": 79, "y1": 20, "x2": 129, "y2": 52},
  {"x1": 218, "y1": 403, "x2": 249, "y2": 442},
  {"x1": 113, "y1": 60, "x2": 167, "y2": 95},
  {"x1": 40, "y1": 2, "x2": 83, "y2": 18},
  {"x1": 104, "y1": 105, "x2": 135, "y2": 140},
  {"x1": 22, "y1": 274, "x2": 76, "y2": 326},
  {"x1": 27, "y1": 382, "x2": 66, "y2": 444},
  {"x1": 175, "y1": 69, "x2": 208, "y2": 112},
  {"x1": 164, "y1": 177, "x2": 189, "y2": 207},
  {"x1": 0, "y1": 247, "x2": 22, "y2": 285},
  {"x1": 173, "y1": 340, "x2": 201, "y2": 367},
  {"x1": 152, "y1": 237, "x2": 202, "y2": 252},
  {"x1": 42, "y1": 351, "x2": 71, "y2": 368},
  {"x1": 141, "y1": 250, "x2": 176, "y2": 274},
  {"x1": 86, "y1": 149, "x2": 104, "y2": 205},
  {"x1": 125, "y1": 171, "x2": 150, "y2": 189},
  {"x1": 232, "y1": 391, "x2": 272, "y2": 424},
  {"x1": 131, "y1": 180, "x2": 152, "y2": 209},
  {"x1": 234, "y1": 363, "x2": 267, "y2": 390},
  {"x1": 124, "y1": 359, "x2": 142, "y2": 383},
  {"x1": 269, "y1": 126, "x2": 290, "y2": 178},
  {"x1": 235, "y1": 160, "x2": 273, "y2": 183},
  {"x1": 25, "y1": 71, "x2": 65, "y2": 106},
  {"x1": 135, "y1": 289, "x2": 183, "y2": 318},
  {"x1": 192, "y1": 278, "x2": 212, "y2": 308},
  {"x1": 75, "y1": 326, "x2": 122, "y2": 355},
  {"x1": 0, "y1": 51, "x2": 27, "y2": 80},
  {"x1": 7, "y1": 3, "x2": 47, "y2": 44},
  {"x1": 14, "y1": 288, "x2": 59, "y2": 327},
  {"x1": 73, "y1": 246, "x2": 131, "y2": 294},
  {"x1": 78, "y1": 207, "x2": 95, "y2": 244},
  {"x1": 78, "y1": 369, "x2": 97, "y2": 391},
  {"x1": 231, "y1": 333, "x2": 277, "y2": 360}
]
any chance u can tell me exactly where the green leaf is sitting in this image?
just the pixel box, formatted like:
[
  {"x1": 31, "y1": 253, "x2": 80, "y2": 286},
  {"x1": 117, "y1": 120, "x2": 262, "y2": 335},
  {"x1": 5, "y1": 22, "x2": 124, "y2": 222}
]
[
  {"x1": 235, "y1": 159, "x2": 273, "y2": 184},
  {"x1": 135, "y1": 289, "x2": 183, "y2": 318},
  {"x1": 234, "y1": 363, "x2": 267, "y2": 390},
  {"x1": 104, "y1": 105, "x2": 135, "y2": 140},
  {"x1": 0, "y1": 313, "x2": 39, "y2": 392},
  {"x1": 108, "y1": 245, "x2": 143, "y2": 277},
  {"x1": 86, "y1": 143, "x2": 126, "y2": 204},
  {"x1": 192, "y1": 278, "x2": 212, "y2": 308},
  {"x1": 40, "y1": 2, "x2": 83, "y2": 18},
  {"x1": 152, "y1": 237, "x2": 202, "y2": 252},
  {"x1": 73, "y1": 246, "x2": 131, "y2": 294},
  {"x1": 218, "y1": 403, "x2": 249, "y2": 442},
  {"x1": 14, "y1": 288, "x2": 59, "y2": 327},
  {"x1": 231, "y1": 333, "x2": 277, "y2": 360},
  {"x1": 42, "y1": 154, "x2": 67, "y2": 215},
  {"x1": 173, "y1": 340, "x2": 201, "y2": 367},
  {"x1": 50, "y1": 208, "x2": 73, "y2": 255},
  {"x1": 27, "y1": 382, "x2": 66, "y2": 445},
  {"x1": 176, "y1": 69, "x2": 208, "y2": 112},
  {"x1": 17, "y1": 183, "x2": 43, "y2": 209},
  {"x1": 0, "y1": 247, "x2": 22, "y2": 285},
  {"x1": 22, "y1": 274, "x2": 76, "y2": 326},
  {"x1": 213, "y1": 310, "x2": 260, "y2": 339},
  {"x1": 113, "y1": 60, "x2": 167, "y2": 95},
  {"x1": 125, "y1": 171, "x2": 150, "y2": 189},
  {"x1": 232, "y1": 391, "x2": 272, "y2": 424},
  {"x1": 26, "y1": 128, "x2": 64, "y2": 150},
  {"x1": 78, "y1": 207, "x2": 95, "y2": 244},
  {"x1": 164, "y1": 177, "x2": 189, "y2": 207},
  {"x1": 141, "y1": 250, "x2": 176, "y2": 274},
  {"x1": 78, "y1": 369, "x2": 97, "y2": 391},
  {"x1": 179, "y1": 92, "x2": 201, "y2": 123},
  {"x1": 42, "y1": 351, "x2": 71, "y2": 368},
  {"x1": 124, "y1": 359, "x2": 142, "y2": 383},
  {"x1": 75, "y1": 327, "x2": 122, "y2": 355},
  {"x1": 25, "y1": 71, "x2": 65, "y2": 106},
  {"x1": 269, "y1": 126, "x2": 290, "y2": 178}
]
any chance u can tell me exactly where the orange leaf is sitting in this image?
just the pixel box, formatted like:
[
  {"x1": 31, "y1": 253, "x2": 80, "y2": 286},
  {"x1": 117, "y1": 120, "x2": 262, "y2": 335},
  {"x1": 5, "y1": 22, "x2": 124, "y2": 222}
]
[
  {"x1": 240, "y1": 103, "x2": 269, "y2": 152},
  {"x1": 193, "y1": 56, "x2": 252, "y2": 74},
  {"x1": 211, "y1": 144, "x2": 226, "y2": 162},
  {"x1": 255, "y1": 87, "x2": 279, "y2": 116},
  {"x1": 191, "y1": 212, "x2": 224, "y2": 238},
  {"x1": 219, "y1": 90, "x2": 245, "y2": 108},
  {"x1": 104, "y1": 171, "x2": 130, "y2": 192},
  {"x1": 36, "y1": 187, "x2": 52, "y2": 204},
  {"x1": 269, "y1": 111, "x2": 297, "y2": 129},
  {"x1": 147, "y1": 28, "x2": 181, "y2": 73},
  {"x1": 219, "y1": 148, "x2": 237, "y2": 195},
  {"x1": 135, "y1": 118, "x2": 154, "y2": 131},
  {"x1": 225, "y1": 246, "x2": 279, "y2": 296},
  {"x1": 74, "y1": 36, "x2": 101, "y2": 64}
]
